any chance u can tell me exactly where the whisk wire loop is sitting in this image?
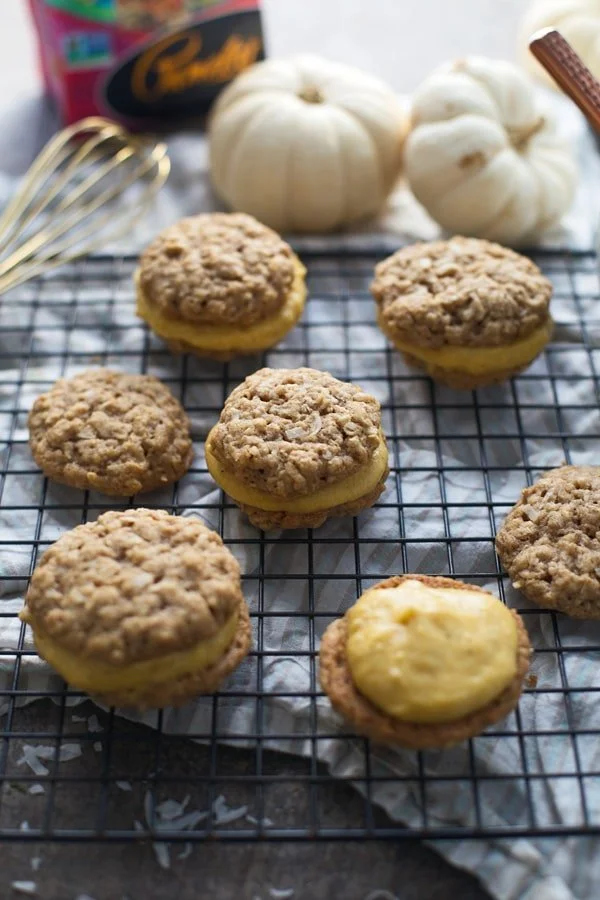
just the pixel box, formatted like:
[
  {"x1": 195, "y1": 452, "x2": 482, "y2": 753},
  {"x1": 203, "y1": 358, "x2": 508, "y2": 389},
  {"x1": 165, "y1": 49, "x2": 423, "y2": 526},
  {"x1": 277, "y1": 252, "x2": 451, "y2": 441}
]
[{"x1": 0, "y1": 117, "x2": 170, "y2": 294}]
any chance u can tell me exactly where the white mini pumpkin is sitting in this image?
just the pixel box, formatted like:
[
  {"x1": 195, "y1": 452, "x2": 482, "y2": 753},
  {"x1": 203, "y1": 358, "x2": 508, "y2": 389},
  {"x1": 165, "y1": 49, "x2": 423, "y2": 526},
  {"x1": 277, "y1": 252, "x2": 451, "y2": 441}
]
[
  {"x1": 208, "y1": 54, "x2": 407, "y2": 233},
  {"x1": 519, "y1": 0, "x2": 600, "y2": 86},
  {"x1": 403, "y1": 57, "x2": 577, "y2": 246}
]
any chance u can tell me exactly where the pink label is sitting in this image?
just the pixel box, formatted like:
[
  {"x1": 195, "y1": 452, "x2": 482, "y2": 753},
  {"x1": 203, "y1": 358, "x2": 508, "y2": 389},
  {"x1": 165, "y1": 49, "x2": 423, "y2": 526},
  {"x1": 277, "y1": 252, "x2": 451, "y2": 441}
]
[{"x1": 28, "y1": 0, "x2": 263, "y2": 125}]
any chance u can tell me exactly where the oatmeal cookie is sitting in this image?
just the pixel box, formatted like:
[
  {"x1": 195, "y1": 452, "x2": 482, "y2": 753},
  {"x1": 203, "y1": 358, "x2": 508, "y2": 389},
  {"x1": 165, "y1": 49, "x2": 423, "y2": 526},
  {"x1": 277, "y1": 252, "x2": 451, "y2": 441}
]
[
  {"x1": 319, "y1": 575, "x2": 531, "y2": 748},
  {"x1": 28, "y1": 369, "x2": 193, "y2": 496},
  {"x1": 136, "y1": 213, "x2": 307, "y2": 359},
  {"x1": 20, "y1": 509, "x2": 251, "y2": 708},
  {"x1": 206, "y1": 367, "x2": 389, "y2": 530},
  {"x1": 370, "y1": 237, "x2": 553, "y2": 388},
  {"x1": 496, "y1": 466, "x2": 600, "y2": 618}
]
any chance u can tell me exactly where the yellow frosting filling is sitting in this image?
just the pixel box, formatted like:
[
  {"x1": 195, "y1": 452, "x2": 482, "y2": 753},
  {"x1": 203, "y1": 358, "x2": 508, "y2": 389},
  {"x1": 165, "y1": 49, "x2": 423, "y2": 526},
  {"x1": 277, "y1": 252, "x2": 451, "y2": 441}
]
[
  {"x1": 385, "y1": 318, "x2": 553, "y2": 375},
  {"x1": 205, "y1": 434, "x2": 388, "y2": 513},
  {"x1": 346, "y1": 580, "x2": 518, "y2": 723},
  {"x1": 30, "y1": 611, "x2": 239, "y2": 694},
  {"x1": 136, "y1": 259, "x2": 307, "y2": 353}
]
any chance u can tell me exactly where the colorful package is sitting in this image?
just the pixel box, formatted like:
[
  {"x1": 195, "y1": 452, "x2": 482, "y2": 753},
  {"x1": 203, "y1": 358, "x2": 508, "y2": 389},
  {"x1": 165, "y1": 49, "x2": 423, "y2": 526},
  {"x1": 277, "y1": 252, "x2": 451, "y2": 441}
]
[{"x1": 27, "y1": 0, "x2": 265, "y2": 127}]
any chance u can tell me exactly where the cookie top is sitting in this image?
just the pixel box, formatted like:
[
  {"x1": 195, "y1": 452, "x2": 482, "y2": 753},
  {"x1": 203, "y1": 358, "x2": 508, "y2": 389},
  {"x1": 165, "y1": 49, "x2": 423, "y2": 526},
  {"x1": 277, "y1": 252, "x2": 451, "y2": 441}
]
[
  {"x1": 21, "y1": 509, "x2": 244, "y2": 664},
  {"x1": 29, "y1": 369, "x2": 193, "y2": 496},
  {"x1": 496, "y1": 466, "x2": 600, "y2": 617},
  {"x1": 371, "y1": 237, "x2": 552, "y2": 348},
  {"x1": 208, "y1": 367, "x2": 383, "y2": 498},
  {"x1": 137, "y1": 213, "x2": 297, "y2": 328}
]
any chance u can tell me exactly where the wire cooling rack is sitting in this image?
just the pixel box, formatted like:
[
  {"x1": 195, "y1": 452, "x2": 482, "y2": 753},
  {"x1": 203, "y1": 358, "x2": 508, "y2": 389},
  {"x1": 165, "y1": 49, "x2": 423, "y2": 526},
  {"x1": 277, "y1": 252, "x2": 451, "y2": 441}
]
[{"x1": 0, "y1": 248, "x2": 599, "y2": 846}]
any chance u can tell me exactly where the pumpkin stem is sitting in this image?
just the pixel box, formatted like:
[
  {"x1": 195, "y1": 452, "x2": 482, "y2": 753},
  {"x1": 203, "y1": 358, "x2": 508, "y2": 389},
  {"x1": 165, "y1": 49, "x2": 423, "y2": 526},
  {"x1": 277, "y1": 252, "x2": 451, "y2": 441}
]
[
  {"x1": 298, "y1": 85, "x2": 324, "y2": 104},
  {"x1": 507, "y1": 116, "x2": 546, "y2": 151}
]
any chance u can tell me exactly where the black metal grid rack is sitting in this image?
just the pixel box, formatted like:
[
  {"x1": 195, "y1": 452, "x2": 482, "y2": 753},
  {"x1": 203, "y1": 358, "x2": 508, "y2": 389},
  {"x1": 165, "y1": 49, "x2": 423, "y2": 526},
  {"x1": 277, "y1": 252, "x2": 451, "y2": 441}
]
[{"x1": 0, "y1": 248, "x2": 599, "y2": 845}]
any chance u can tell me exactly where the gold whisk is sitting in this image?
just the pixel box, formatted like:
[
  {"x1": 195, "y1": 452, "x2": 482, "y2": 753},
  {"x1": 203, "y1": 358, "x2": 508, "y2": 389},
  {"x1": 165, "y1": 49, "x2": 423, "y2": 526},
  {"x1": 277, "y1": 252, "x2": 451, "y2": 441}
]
[{"x1": 0, "y1": 116, "x2": 170, "y2": 295}]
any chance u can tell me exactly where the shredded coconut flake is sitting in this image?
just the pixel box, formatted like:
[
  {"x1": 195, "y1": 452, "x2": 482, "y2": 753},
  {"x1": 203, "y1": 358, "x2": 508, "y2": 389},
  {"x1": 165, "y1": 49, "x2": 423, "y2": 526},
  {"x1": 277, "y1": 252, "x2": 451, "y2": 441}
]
[
  {"x1": 17, "y1": 742, "x2": 81, "y2": 774},
  {"x1": 155, "y1": 796, "x2": 190, "y2": 821},
  {"x1": 245, "y1": 814, "x2": 274, "y2": 827},
  {"x1": 10, "y1": 883, "x2": 37, "y2": 896},
  {"x1": 93, "y1": 742, "x2": 102, "y2": 753},
  {"x1": 156, "y1": 810, "x2": 208, "y2": 833},
  {"x1": 87, "y1": 715, "x2": 102, "y2": 733},
  {"x1": 20, "y1": 821, "x2": 29, "y2": 832},
  {"x1": 177, "y1": 842, "x2": 193, "y2": 860},
  {"x1": 133, "y1": 820, "x2": 144, "y2": 832},
  {"x1": 284, "y1": 412, "x2": 322, "y2": 441},
  {"x1": 213, "y1": 794, "x2": 248, "y2": 824},
  {"x1": 28, "y1": 784, "x2": 44, "y2": 796},
  {"x1": 58, "y1": 743, "x2": 82, "y2": 762},
  {"x1": 147, "y1": 794, "x2": 208, "y2": 833},
  {"x1": 214, "y1": 803, "x2": 248, "y2": 826},
  {"x1": 17, "y1": 747, "x2": 49, "y2": 777},
  {"x1": 30, "y1": 747, "x2": 56, "y2": 761},
  {"x1": 213, "y1": 794, "x2": 226, "y2": 811},
  {"x1": 269, "y1": 889, "x2": 294, "y2": 899},
  {"x1": 71, "y1": 715, "x2": 86, "y2": 723},
  {"x1": 30, "y1": 858, "x2": 42, "y2": 873},
  {"x1": 152, "y1": 842, "x2": 171, "y2": 870},
  {"x1": 115, "y1": 781, "x2": 132, "y2": 792}
]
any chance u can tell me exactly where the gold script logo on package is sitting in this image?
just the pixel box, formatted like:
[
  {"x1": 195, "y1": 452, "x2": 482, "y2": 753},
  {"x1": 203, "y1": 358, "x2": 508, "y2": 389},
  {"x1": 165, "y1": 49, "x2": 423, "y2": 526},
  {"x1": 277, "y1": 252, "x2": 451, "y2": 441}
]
[
  {"x1": 104, "y1": 3, "x2": 264, "y2": 123},
  {"x1": 130, "y1": 30, "x2": 261, "y2": 104}
]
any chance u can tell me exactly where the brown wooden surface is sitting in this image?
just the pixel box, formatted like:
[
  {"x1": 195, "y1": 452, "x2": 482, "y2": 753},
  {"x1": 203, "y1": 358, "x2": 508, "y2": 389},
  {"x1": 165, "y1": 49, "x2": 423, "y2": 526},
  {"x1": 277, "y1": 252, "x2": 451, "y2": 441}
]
[{"x1": 2, "y1": 701, "x2": 491, "y2": 899}]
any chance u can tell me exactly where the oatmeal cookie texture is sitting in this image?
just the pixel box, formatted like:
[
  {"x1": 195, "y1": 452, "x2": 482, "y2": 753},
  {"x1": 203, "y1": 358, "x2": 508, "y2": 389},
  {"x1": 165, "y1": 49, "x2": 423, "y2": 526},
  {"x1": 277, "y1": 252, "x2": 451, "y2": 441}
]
[
  {"x1": 28, "y1": 369, "x2": 193, "y2": 496},
  {"x1": 209, "y1": 368, "x2": 382, "y2": 496},
  {"x1": 20, "y1": 509, "x2": 251, "y2": 708},
  {"x1": 206, "y1": 367, "x2": 388, "y2": 530},
  {"x1": 135, "y1": 213, "x2": 307, "y2": 359},
  {"x1": 370, "y1": 237, "x2": 553, "y2": 388},
  {"x1": 319, "y1": 575, "x2": 531, "y2": 749},
  {"x1": 371, "y1": 237, "x2": 552, "y2": 347},
  {"x1": 496, "y1": 466, "x2": 600, "y2": 619},
  {"x1": 138, "y1": 213, "x2": 296, "y2": 327}
]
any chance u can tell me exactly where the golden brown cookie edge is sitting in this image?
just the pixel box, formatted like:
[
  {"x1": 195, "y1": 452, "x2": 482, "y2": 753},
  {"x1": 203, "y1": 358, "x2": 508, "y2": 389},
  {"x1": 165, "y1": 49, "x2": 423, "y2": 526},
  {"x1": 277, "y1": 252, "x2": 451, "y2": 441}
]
[{"x1": 30, "y1": 446, "x2": 194, "y2": 497}]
